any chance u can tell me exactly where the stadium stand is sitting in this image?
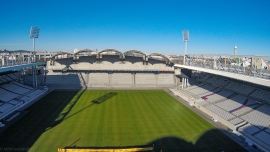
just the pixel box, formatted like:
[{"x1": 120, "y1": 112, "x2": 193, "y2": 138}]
[
  {"x1": 1, "y1": 83, "x2": 31, "y2": 95},
  {"x1": 239, "y1": 124, "x2": 260, "y2": 135},
  {"x1": 185, "y1": 84, "x2": 216, "y2": 95},
  {"x1": 240, "y1": 104, "x2": 270, "y2": 128},
  {"x1": 135, "y1": 73, "x2": 157, "y2": 86},
  {"x1": 88, "y1": 73, "x2": 109, "y2": 87},
  {"x1": 224, "y1": 82, "x2": 255, "y2": 95},
  {"x1": 45, "y1": 72, "x2": 63, "y2": 86},
  {"x1": 158, "y1": 73, "x2": 175, "y2": 86},
  {"x1": 254, "y1": 131, "x2": 270, "y2": 146},
  {"x1": 7, "y1": 73, "x2": 19, "y2": 80},
  {"x1": 0, "y1": 76, "x2": 47, "y2": 122},
  {"x1": 0, "y1": 104, "x2": 15, "y2": 114},
  {"x1": 265, "y1": 128, "x2": 270, "y2": 134},
  {"x1": 0, "y1": 88, "x2": 19, "y2": 102},
  {"x1": 62, "y1": 73, "x2": 85, "y2": 87},
  {"x1": 206, "y1": 76, "x2": 230, "y2": 87},
  {"x1": 170, "y1": 71, "x2": 270, "y2": 151},
  {"x1": 200, "y1": 89, "x2": 233, "y2": 103},
  {"x1": 204, "y1": 104, "x2": 235, "y2": 120},
  {"x1": 228, "y1": 117, "x2": 244, "y2": 126},
  {"x1": 19, "y1": 89, "x2": 46, "y2": 102},
  {"x1": 2, "y1": 75, "x2": 13, "y2": 82},
  {"x1": 12, "y1": 81, "x2": 33, "y2": 90},
  {"x1": 215, "y1": 95, "x2": 247, "y2": 111},
  {"x1": 111, "y1": 73, "x2": 133, "y2": 86},
  {"x1": 250, "y1": 89, "x2": 270, "y2": 103}
]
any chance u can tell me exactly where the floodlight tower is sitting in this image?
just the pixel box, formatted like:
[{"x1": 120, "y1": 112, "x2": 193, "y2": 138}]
[
  {"x1": 30, "y1": 27, "x2": 40, "y2": 62},
  {"x1": 182, "y1": 30, "x2": 189, "y2": 65},
  {"x1": 30, "y1": 26, "x2": 40, "y2": 88}
]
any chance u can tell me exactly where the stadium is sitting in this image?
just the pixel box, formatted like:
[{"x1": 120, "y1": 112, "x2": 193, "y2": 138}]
[{"x1": 0, "y1": 47, "x2": 269, "y2": 152}]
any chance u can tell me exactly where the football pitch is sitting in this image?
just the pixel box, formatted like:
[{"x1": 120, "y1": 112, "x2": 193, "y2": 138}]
[{"x1": 0, "y1": 90, "x2": 246, "y2": 152}]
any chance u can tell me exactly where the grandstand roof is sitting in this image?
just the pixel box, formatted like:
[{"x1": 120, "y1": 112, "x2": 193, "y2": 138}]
[
  {"x1": 74, "y1": 49, "x2": 97, "y2": 55},
  {"x1": 0, "y1": 62, "x2": 45, "y2": 73},
  {"x1": 51, "y1": 51, "x2": 73, "y2": 59},
  {"x1": 174, "y1": 64, "x2": 270, "y2": 88},
  {"x1": 99, "y1": 49, "x2": 123, "y2": 57},
  {"x1": 123, "y1": 50, "x2": 146, "y2": 56},
  {"x1": 49, "y1": 49, "x2": 174, "y2": 65},
  {"x1": 148, "y1": 53, "x2": 170, "y2": 64}
]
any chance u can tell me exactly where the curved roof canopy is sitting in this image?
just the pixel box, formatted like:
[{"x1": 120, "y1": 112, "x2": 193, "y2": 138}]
[
  {"x1": 49, "y1": 49, "x2": 172, "y2": 64},
  {"x1": 74, "y1": 49, "x2": 96, "y2": 55},
  {"x1": 123, "y1": 50, "x2": 146, "y2": 57},
  {"x1": 148, "y1": 53, "x2": 170, "y2": 64},
  {"x1": 50, "y1": 51, "x2": 73, "y2": 65},
  {"x1": 51, "y1": 51, "x2": 73, "y2": 59},
  {"x1": 99, "y1": 49, "x2": 123, "y2": 56}
]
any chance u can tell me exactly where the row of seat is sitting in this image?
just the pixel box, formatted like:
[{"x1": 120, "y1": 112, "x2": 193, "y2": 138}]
[
  {"x1": 254, "y1": 131, "x2": 270, "y2": 146},
  {"x1": 215, "y1": 95, "x2": 247, "y2": 111},
  {"x1": 111, "y1": 73, "x2": 133, "y2": 85},
  {"x1": 0, "y1": 103, "x2": 14, "y2": 113},
  {"x1": 0, "y1": 88, "x2": 47, "y2": 121},
  {"x1": 184, "y1": 82, "x2": 269, "y2": 129},
  {"x1": 187, "y1": 84, "x2": 216, "y2": 95},
  {"x1": 0, "y1": 88, "x2": 19, "y2": 102},
  {"x1": 250, "y1": 89, "x2": 270, "y2": 103},
  {"x1": 199, "y1": 75, "x2": 257, "y2": 96},
  {"x1": 239, "y1": 124, "x2": 260, "y2": 135},
  {"x1": 205, "y1": 104, "x2": 236, "y2": 120},
  {"x1": 176, "y1": 73, "x2": 270, "y2": 149},
  {"x1": 229, "y1": 117, "x2": 244, "y2": 125},
  {"x1": 46, "y1": 72, "x2": 175, "y2": 87},
  {"x1": 200, "y1": 89, "x2": 233, "y2": 103},
  {"x1": 20, "y1": 89, "x2": 46, "y2": 102},
  {"x1": 206, "y1": 76, "x2": 230, "y2": 86},
  {"x1": 0, "y1": 73, "x2": 19, "y2": 84},
  {"x1": 240, "y1": 104, "x2": 270, "y2": 129},
  {"x1": 1, "y1": 83, "x2": 31, "y2": 95},
  {"x1": 224, "y1": 82, "x2": 255, "y2": 95}
]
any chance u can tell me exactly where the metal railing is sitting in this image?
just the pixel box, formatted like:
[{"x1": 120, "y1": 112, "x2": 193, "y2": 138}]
[{"x1": 184, "y1": 54, "x2": 270, "y2": 80}]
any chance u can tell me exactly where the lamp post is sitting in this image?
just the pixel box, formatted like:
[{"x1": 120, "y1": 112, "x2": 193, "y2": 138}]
[
  {"x1": 182, "y1": 30, "x2": 189, "y2": 65},
  {"x1": 30, "y1": 26, "x2": 40, "y2": 88}
]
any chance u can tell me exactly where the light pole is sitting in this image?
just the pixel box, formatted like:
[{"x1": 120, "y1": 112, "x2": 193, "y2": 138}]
[
  {"x1": 182, "y1": 30, "x2": 189, "y2": 65},
  {"x1": 30, "y1": 26, "x2": 40, "y2": 88}
]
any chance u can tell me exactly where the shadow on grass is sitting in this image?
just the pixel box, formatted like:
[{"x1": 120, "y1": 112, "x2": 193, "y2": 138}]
[
  {"x1": 0, "y1": 90, "x2": 118, "y2": 152},
  {"x1": 91, "y1": 92, "x2": 117, "y2": 104},
  {"x1": 62, "y1": 129, "x2": 247, "y2": 152},
  {"x1": 0, "y1": 89, "x2": 85, "y2": 151},
  {"x1": 62, "y1": 92, "x2": 117, "y2": 121},
  {"x1": 147, "y1": 129, "x2": 247, "y2": 152}
]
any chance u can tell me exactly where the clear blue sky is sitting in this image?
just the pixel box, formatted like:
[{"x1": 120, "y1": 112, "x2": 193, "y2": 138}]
[{"x1": 0, "y1": 0, "x2": 269, "y2": 56}]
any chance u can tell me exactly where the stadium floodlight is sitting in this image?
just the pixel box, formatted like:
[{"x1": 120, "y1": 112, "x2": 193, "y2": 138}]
[
  {"x1": 30, "y1": 26, "x2": 40, "y2": 88},
  {"x1": 30, "y1": 26, "x2": 40, "y2": 38},
  {"x1": 30, "y1": 26, "x2": 40, "y2": 62},
  {"x1": 182, "y1": 30, "x2": 189, "y2": 65}
]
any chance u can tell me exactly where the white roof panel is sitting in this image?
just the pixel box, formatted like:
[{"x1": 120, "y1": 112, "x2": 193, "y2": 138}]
[{"x1": 174, "y1": 64, "x2": 270, "y2": 88}]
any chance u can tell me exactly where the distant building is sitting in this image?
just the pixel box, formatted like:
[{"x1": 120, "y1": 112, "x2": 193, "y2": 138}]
[{"x1": 251, "y1": 57, "x2": 269, "y2": 69}]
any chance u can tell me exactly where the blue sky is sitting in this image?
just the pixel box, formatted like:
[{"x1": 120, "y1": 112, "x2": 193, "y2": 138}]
[{"x1": 0, "y1": 0, "x2": 269, "y2": 56}]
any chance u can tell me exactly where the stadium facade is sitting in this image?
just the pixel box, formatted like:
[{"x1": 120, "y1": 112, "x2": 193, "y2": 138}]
[{"x1": 46, "y1": 49, "x2": 177, "y2": 87}]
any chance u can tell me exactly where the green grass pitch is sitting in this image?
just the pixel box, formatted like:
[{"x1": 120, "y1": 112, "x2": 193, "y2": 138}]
[{"x1": 0, "y1": 90, "x2": 246, "y2": 152}]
